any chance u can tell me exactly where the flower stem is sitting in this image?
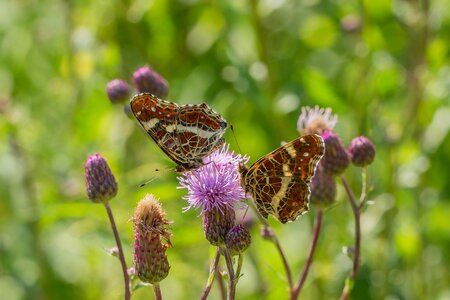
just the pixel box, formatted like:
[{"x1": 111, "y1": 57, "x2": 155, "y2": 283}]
[
  {"x1": 221, "y1": 246, "x2": 236, "y2": 300},
  {"x1": 235, "y1": 254, "x2": 244, "y2": 283},
  {"x1": 339, "y1": 176, "x2": 361, "y2": 300},
  {"x1": 153, "y1": 283, "x2": 162, "y2": 300},
  {"x1": 103, "y1": 202, "x2": 131, "y2": 300},
  {"x1": 252, "y1": 204, "x2": 293, "y2": 290},
  {"x1": 216, "y1": 266, "x2": 227, "y2": 300},
  {"x1": 291, "y1": 209, "x2": 323, "y2": 299},
  {"x1": 359, "y1": 166, "x2": 368, "y2": 209},
  {"x1": 200, "y1": 248, "x2": 221, "y2": 300}
]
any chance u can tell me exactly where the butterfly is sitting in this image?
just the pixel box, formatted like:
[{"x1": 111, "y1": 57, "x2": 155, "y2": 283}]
[
  {"x1": 240, "y1": 134, "x2": 325, "y2": 223},
  {"x1": 130, "y1": 93, "x2": 228, "y2": 172}
]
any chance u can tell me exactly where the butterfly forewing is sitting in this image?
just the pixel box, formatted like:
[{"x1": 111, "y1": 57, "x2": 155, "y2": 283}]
[
  {"x1": 130, "y1": 93, "x2": 227, "y2": 172},
  {"x1": 241, "y1": 134, "x2": 325, "y2": 223}
]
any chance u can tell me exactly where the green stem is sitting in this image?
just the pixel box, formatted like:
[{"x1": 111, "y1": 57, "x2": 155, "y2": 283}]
[
  {"x1": 103, "y1": 202, "x2": 131, "y2": 300},
  {"x1": 235, "y1": 254, "x2": 244, "y2": 283},
  {"x1": 339, "y1": 176, "x2": 361, "y2": 300},
  {"x1": 200, "y1": 248, "x2": 221, "y2": 300}
]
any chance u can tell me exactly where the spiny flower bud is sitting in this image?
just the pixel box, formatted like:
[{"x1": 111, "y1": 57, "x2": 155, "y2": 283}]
[
  {"x1": 133, "y1": 194, "x2": 171, "y2": 284},
  {"x1": 321, "y1": 131, "x2": 350, "y2": 176},
  {"x1": 84, "y1": 153, "x2": 118, "y2": 203},
  {"x1": 348, "y1": 136, "x2": 376, "y2": 167},
  {"x1": 106, "y1": 79, "x2": 131, "y2": 104},
  {"x1": 310, "y1": 165, "x2": 337, "y2": 208},
  {"x1": 225, "y1": 225, "x2": 251, "y2": 256},
  {"x1": 133, "y1": 66, "x2": 169, "y2": 98},
  {"x1": 202, "y1": 206, "x2": 236, "y2": 246}
]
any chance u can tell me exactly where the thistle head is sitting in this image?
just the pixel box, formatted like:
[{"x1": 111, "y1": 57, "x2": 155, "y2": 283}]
[
  {"x1": 133, "y1": 65, "x2": 169, "y2": 98},
  {"x1": 203, "y1": 206, "x2": 236, "y2": 246},
  {"x1": 225, "y1": 224, "x2": 251, "y2": 256},
  {"x1": 133, "y1": 194, "x2": 171, "y2": 284},
  {"x1": 310, "y1": 164, "x2": 337, "y2": 208},
  {"x1": 348, "y1": 136, "x2": 376, "y2": 167},
  {"x1": 178, "y1": 144, "x2": 248, "y2": 213},
  {"x1": 106, "y1": 79, "x2": 131, "y2": 104},
  {"x1": 178, "y1": 144, "x2": 248, "y2": 245},
  {"x1": 321, "y1": 131, "x2": 350, "y2": 176},
  {"x1": 84, "y1": 153, "x2": 118, "y2": 203}
]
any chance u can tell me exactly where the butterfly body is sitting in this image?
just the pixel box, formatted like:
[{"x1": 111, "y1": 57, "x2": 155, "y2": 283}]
[
  {"x1": 130, "y1": 93, "x2": 227, "y2": 172},
  {"x1": 240, "y1": 134, "x2": 325, "y2": 223}
]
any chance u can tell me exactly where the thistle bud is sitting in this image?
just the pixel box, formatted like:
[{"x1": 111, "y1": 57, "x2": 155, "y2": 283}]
[
  {"x1": 310, "y1": 165, "x2": 337, "y2": 208},
  {"x1": 348, "y1": 136, "x2": 376, "y2": 167},
  {"x1": 321, "y1": 131, "x2": 350, "y2": 176},
  {"x1": 84, "y1": 153, "x2": 118, "y2": 203},
  {"x1": 133, "y1": 194, "x2": 171, "y2": 284},
  {"x1": 106, "y1": 79, "x2": 131, "y2": 104},
  {"x1": 202, "y1": 206, "x2": 235, "y2": 246},
  {"x1": 133, "y1": 66, "x2": 169, "y2": 98},
  {"x1": 225, "y1": 225, "x2": 251, "y2": 256}
]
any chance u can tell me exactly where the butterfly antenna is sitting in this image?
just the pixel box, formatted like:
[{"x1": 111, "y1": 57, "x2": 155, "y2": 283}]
[
  {"x1": 138, "y1": 167, "x2": 174, "y2": 188},
  {"x1": 229, "y1": 124, "x2": 242, "y2": 154}
]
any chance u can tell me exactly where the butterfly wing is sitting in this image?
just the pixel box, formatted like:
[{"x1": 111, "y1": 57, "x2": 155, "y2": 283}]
[
  {"x1": 130, "y1": 93, "x2": 227, "y2": 171},
  {"x1": 242, "y1": 134, "x2": 325, "y2": 223},
  {"x1": 176, "y1": 103, "x2": 227, "y2": 169}
]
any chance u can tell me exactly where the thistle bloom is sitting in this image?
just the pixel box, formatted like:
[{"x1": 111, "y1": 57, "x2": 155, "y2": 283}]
[
  {"x1": 178, "y1": 144, "x2": 248, "y2": 213},
  {"x1": 297, "y1": 106, "x2": 349, "y2": 175},
  {"x1": 133, "y1": 194, "x2": 171, "y2": 284},
  {"x1": 348, "y1": 136, "x2": 376, "y2": 167},
  {"x1": 178, "y1": 144, "x2": 248, "y2": 245},
  {"x1": 297, "y1": 106, "x2": 337, "y2": 136},
  {"x1": 133, "y1": 65, "x2": 169, "y2": 98},
  {"x1": 84, "y1": 153, "x2": 118, "y2": 203}
]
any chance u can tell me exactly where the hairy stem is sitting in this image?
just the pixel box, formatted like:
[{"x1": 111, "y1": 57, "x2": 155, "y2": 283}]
[
  {"x1": 200, "y1": 248, "x2": 221, "y2": 300},
  {"x1": 291, "y1": 209, "x2": 323, "y2": 299},
  {"x1": 103, "y1": 202, "x2": 131, "y2": 300},
  {"x1": 339, "y1": 176, "x2": 361, "y2": 300}
]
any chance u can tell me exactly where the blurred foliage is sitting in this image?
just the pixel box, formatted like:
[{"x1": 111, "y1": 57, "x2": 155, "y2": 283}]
[{"x1": 1, "y1": 0, "x2": 449, "y2": 299}]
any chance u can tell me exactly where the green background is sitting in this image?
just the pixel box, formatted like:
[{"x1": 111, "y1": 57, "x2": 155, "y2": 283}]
[{"x1": 1, "y1": 0, "x2": 449, "y2": 299}]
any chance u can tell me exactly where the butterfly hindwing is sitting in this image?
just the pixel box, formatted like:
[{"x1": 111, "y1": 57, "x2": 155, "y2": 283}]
[{"x1": 241, "y1": 134, "x2": 325, "y2": 223}]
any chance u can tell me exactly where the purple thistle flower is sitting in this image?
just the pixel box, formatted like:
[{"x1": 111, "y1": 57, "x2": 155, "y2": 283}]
[{"x1": 178, "y1": 144, "x2": 248, "y2": 213}]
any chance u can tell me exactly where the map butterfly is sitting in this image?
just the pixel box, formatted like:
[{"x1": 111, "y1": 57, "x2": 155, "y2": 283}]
[
  {"x1": 130, "y1": 93, "x2": 227, "y2": 172},
  {"x1": 240, "y1": 134, "x2": 325, "y2": 223}
]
